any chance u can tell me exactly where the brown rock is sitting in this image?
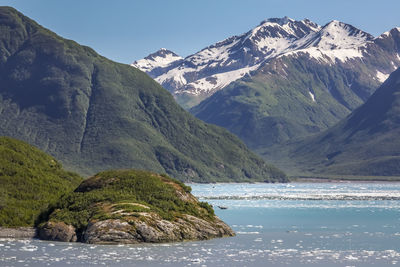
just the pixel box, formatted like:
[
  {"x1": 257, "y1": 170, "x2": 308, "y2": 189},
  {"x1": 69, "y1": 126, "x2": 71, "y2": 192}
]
[
  {"x1": 39, "y1": 222, "x2": 77, "y2": 242},
  {"x1": 79, "y1": 211, "x2": 234, "y2": 245},
  {"x1": 83, "y1": 219, "x2": 139, "y2": 244}
]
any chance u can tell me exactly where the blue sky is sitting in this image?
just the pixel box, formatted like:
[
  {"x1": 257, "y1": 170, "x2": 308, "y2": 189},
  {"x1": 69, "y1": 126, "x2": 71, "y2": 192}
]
[{"x1": 1, "y1": 0, "x2": 399, "y2": 64}]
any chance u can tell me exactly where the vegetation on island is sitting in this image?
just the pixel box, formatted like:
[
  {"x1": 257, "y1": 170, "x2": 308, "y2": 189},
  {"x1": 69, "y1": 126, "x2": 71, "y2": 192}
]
[
  {"x1": 0, "y1": 137, "x2": 83, "y2": 227},
  {"x1": 39, "y1": 169, "x2": 218, "y2": 238},
  {"x1": 0, "y1": 136, "x2": 233, "y2": 245}
]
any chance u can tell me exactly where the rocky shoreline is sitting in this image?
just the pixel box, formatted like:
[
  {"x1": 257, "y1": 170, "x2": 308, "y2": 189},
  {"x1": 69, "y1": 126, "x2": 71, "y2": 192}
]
[
  {"x1": 0, "y1": 227, "x2": 37, "y2": 238},
  {"x1": 0, "y1": 219, "x2": 235, "y2": 244},
  {"x1": 38, "y1": 214, "x2": 234, "y2": 244}
]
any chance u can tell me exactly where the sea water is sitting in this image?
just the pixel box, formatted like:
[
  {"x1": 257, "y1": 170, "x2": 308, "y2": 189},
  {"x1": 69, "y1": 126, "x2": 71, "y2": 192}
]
[{"x1": 1, "y1": 182, "x2": 400, "y2": 266}]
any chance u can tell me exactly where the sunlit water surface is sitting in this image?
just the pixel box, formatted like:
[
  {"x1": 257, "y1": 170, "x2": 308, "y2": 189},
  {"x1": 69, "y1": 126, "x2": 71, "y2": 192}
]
[{"x1": 1, "y1": 183, "x2": 400, "y2": 266}]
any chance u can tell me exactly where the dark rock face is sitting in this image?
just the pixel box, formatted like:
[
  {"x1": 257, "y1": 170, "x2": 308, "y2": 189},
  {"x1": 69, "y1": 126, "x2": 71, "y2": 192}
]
[{"x1": 38, "y1": 222, "x2": 77, "y2": 242}]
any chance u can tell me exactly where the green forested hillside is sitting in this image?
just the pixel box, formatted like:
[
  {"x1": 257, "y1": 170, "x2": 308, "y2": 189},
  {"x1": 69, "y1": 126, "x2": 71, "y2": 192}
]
[
  {"x1": 0, "y1": 7, "x2": 286, "y2": 182},
  {"x1": 275, "y1": 67, "x2": 400, "y2": 176},
  {"x1": 0, "y1": 137, "x2": 83, "y2": 226}
]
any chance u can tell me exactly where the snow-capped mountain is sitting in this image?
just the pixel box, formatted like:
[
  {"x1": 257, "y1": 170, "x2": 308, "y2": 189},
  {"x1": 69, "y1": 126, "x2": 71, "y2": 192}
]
[
  {"x1": 132, "y1": 17, "x2": 388, "y2": 108},
  {"x1": 132, "y1": 17, "x2": 400, "y2": 170},
  {"x1": 132, "y1": 48, "x2": 183, "y2": 76},
  {"x1": 190, "y1": 22, "x2": 400, "y2": 150}
]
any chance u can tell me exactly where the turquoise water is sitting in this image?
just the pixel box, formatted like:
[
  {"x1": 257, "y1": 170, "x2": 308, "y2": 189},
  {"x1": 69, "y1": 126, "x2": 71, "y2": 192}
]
[{"x1": 1, "y1": 183, "x2": 400, "y2": 266}]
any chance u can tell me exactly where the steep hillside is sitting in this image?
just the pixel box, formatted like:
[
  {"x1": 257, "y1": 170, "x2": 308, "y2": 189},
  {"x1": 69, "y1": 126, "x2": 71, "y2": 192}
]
[
  {"x1": 279, "y1": 67, "x2": 400, "y2": 176},
  {"x1": 0, "y1": 137, "x2": 83, "y2": 227},
  {"x1": 0, "y1": 7, "x2": 286, "y2": 182}
]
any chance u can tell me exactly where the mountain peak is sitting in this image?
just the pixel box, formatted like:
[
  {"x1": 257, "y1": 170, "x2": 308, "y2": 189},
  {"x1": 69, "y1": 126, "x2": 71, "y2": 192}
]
[
  {"x1": 313, "y1": 20, "x2": 373, "y2": 50},
  {"x1": 250, "y1": 17, "x2": 320, "y2": 43},
  {"x1": 378, "y1": 27, "x2": 400, "y2": 39},
  {"x1": 145, "y1": 48, "x2": 180, "y2": 59},
  {"x1": 131, "y1": 48, "x2": 182, "y2": 73}
]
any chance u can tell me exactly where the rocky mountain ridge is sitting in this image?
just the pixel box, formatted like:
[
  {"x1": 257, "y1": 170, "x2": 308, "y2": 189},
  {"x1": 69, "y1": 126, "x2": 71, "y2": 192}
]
[{"x1": 132, "y1": 17, "x2": 395, "y2": 109}]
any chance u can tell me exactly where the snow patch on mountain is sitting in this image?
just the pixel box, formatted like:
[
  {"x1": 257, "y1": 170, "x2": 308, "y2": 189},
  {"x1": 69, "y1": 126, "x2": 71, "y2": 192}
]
[
  {"x1": 176, "y1": 64, "x2": 260, "y2": 95},
  {"x1": 279, "y1": 20, "x2": 373, "y2": 63},
  {"x1": 283, "y1": 46, "x2": 365, "y2": 64},
  {"x1": 309, "y1": 91, "x2": 316, "y2": 102},
  {"x1": 313, "y1": 20, "x2": 371, "y2": 50},
  {"x1": 375, "y1": 70, "x2": 389, "y2": 83},
  {"x1": 246, "y1": 18, "x2": 321, "y2": 58},
  {"x1": 156, "y1": 66, "x2": 197, "y2": 88},
  {"x1": 188, "y1": 38, "x2": 240, "y2": 67}
]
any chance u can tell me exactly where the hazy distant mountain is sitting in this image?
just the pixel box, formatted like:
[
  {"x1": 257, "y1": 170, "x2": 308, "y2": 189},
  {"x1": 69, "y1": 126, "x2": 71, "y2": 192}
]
[
  {"x1": 278, "y1": 66, "x2": 400, "y2": 176},
  {"x1": 0, "y1": 7, "x2": 286, "y2": 182}
]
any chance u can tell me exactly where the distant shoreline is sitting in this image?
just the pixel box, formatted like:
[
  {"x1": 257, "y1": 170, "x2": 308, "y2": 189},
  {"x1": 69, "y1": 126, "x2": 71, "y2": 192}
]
[
  {"x1": 0, "y1": 227, "x2": 37, "y2": 238},
  {"x1": 290, "y1": 177, "x2": 400, "y2": 183},
  {"x1": 187, "y1": 177, "x2": 400, "y2": 185}
]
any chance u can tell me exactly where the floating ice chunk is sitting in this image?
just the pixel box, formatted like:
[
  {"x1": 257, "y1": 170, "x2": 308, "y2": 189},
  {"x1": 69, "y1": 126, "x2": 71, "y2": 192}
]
[
  {"x1": 237, "y1": 231, "x2": 260, "y2": 234},
  {"x1": 345, "y1": 255, "x2": 359, "y2": 261},
  {"x1": 20, "y1": 245, "x2": 38, "y2": 252}
]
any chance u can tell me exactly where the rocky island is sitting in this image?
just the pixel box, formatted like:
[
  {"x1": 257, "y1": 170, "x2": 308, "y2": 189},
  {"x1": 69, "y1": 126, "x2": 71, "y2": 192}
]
[
  {"x1": 38, "y1": 169, "x2": 235, "y2": 244},
  {"x1": 0, "y1": 136, "x2": 234, "y2": 244}
]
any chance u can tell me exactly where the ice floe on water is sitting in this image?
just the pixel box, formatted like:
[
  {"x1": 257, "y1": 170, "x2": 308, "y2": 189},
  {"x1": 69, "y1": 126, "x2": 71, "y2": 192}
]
[
  {"x1": 191, "y1": 183, "x2": 400, "y2": 210},
  {"x1": 193, "y1": 183, "x2": 400, "y2": 201},
  {"x1": 1, "y1": 238, "x2": 400, "y2": 266}
]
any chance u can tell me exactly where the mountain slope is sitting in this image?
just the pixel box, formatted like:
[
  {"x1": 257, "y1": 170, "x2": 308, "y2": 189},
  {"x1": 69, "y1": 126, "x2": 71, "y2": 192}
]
[
  {"x1": 0, "y1": 137, "x2": 83, "y2": 227},
  {"x1": 0, "y1": 7, "x2": 286, "y2": 182},
  {"x1": 280, "y1": 67, "x2": 400, "y2": 176},
  {"x1": 191, "y1": 22, "x2": 400, "y2": 149}
]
